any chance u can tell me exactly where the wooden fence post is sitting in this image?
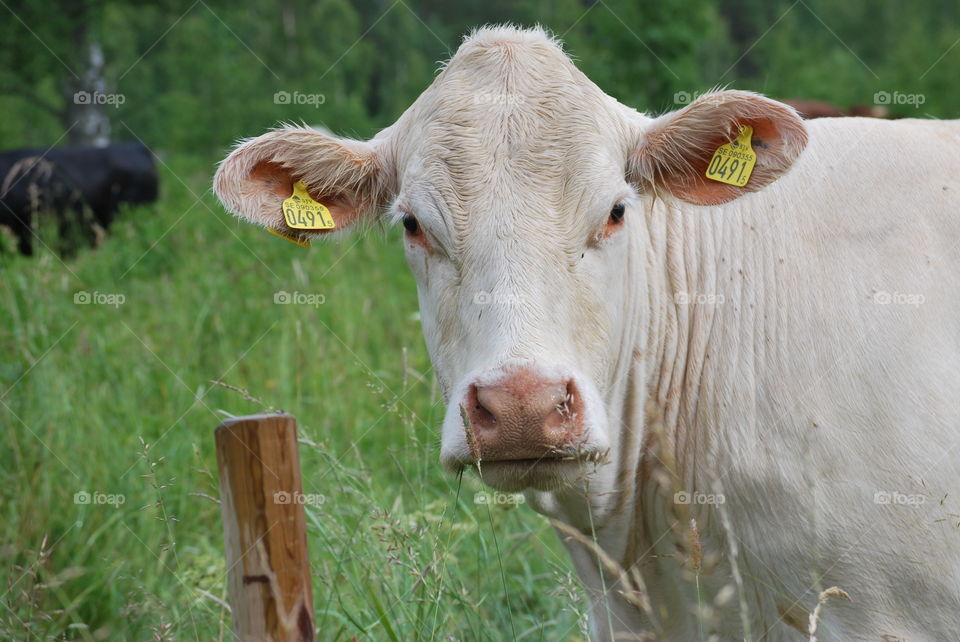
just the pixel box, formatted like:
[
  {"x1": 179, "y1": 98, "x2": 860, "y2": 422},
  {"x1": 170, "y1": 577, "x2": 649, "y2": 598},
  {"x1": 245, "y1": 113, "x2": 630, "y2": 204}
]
[{"x1": 215, "y1": 413, "x2": 316, "y2": 642}]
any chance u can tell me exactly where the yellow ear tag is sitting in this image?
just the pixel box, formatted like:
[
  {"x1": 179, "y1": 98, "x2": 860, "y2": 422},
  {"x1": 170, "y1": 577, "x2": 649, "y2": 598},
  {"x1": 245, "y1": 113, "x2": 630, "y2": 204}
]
[
  {"x1": 267, "y1": 227, "x2": 311, "y2": 248},
  {"x1": 282, "y1": 180, "x2": 335, "y2": 230},
  {"x1": 705, "y1": 125, "x2": 757, "y2": 187}
]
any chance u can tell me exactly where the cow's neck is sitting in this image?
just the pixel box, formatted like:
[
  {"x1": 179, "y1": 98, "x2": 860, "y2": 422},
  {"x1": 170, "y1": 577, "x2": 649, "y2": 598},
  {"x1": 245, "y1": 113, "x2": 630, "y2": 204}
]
[
  {"x1": 637, "y1": 195, "x2": 788, "y2": 516},
  {"x1": 532, "y1": 197, "x2": 779, "y2": 634},
  {"x1": 631, "y1": 196, "x2": 785, "y2": 631}
]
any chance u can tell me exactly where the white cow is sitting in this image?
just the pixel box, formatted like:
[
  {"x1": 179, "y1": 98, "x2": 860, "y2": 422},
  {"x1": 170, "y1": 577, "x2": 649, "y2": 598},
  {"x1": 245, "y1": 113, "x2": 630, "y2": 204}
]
[{"x1": 215, "y1": 26, "x2": 960, "y2": 641}]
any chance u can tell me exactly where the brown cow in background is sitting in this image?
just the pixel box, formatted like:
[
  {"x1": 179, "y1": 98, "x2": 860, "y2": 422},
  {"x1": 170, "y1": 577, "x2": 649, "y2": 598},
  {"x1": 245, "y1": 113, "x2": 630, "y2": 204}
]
[{"x1": 782, "y1": 98, "x2": 889, "y2": 119}]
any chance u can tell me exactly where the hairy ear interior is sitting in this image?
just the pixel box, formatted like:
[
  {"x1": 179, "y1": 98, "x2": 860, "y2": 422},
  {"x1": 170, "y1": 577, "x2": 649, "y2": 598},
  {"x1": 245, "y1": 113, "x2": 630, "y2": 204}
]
[
  {"x1": 213, "y1": 126, "x2": 391, "y2": 238},
  {"x1": 629, "y1": 91, "x2": 808, "y2": 206}
]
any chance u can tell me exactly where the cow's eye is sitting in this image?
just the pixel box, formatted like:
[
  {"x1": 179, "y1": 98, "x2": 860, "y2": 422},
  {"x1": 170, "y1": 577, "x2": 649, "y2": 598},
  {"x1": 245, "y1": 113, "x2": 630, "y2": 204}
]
[
  {"x1": 609, "y1": 203, "x2": 626, "y2": 224},
  {"x1": 402, "y1": 214, "x2": 420, "y2": 235}
]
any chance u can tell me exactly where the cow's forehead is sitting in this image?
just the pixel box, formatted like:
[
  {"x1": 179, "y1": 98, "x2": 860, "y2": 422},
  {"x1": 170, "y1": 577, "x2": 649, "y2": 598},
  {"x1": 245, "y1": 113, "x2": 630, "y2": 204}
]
[{"x1": 389, "y1": 28, "x2": 632, "y2": 228}]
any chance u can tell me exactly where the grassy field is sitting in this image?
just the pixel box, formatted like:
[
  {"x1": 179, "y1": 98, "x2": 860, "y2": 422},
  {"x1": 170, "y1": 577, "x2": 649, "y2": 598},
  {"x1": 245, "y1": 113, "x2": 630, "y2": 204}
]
[{"x1": 0, "y1": 158, "x2": 588, "y2": 640}]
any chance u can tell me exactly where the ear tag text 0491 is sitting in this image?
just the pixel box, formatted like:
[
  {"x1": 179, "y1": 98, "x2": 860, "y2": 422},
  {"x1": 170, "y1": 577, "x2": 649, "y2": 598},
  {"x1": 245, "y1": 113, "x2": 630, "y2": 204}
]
[
  {"x1": 282, "y1": 180, "x2": 335, "y2": 230},
  {"x1": 705, "y1": 125, "x2": 756, "y2": 187}
]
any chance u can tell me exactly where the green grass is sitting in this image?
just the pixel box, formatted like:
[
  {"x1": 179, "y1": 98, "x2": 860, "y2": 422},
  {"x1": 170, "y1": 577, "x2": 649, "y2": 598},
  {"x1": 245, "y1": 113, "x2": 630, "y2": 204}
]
[{"x1": 0, "y1": 158, "x2": 589, "y2": 640}]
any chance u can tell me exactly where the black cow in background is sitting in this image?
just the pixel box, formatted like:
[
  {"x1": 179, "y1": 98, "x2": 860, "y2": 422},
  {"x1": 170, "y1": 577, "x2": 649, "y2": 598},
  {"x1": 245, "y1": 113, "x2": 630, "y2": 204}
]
[{"x1": 0, "y1": 141, "x2": 158, "y2": 255}]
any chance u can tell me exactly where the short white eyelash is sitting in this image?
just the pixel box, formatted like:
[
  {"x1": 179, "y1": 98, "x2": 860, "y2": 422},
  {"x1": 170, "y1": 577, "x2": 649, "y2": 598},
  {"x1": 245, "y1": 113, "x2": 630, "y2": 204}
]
[
  {"x1": 614, "y1": 188, "x2": 640, "y2": 210},
  {"x1": 388, "y1": 203, "x2": 411, "y2": 226}
]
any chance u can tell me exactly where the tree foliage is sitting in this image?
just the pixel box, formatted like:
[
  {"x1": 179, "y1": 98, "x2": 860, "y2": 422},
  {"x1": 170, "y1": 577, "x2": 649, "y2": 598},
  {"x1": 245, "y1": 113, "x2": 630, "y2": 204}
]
[{"x1": 1, "y1": 0, "x2": 957, "y2": 154}]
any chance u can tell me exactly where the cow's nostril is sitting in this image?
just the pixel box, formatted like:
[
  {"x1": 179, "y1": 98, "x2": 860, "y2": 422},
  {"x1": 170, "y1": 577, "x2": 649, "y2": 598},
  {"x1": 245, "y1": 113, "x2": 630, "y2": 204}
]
[
  {"x1": 556, "y1": 380, "x2": 576, "y2": 417},
  {"x1": 475, "y1": 402, "x2": 495, "y2": 423},
  {"x1": 468, "y1": 384, "x2": 497, "y2": 429}
]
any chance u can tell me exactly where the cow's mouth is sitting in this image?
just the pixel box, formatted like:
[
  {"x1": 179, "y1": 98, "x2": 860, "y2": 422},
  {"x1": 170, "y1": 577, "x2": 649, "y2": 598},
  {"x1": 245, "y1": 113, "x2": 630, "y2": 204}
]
[{"x1": 466, "y1": 452, "x2": 607, "y2": 492}]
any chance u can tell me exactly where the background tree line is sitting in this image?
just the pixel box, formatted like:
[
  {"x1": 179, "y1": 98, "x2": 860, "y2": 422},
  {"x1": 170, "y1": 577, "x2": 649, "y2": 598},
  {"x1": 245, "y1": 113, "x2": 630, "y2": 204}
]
[{"x1": 1, "y1": 0, "x2": 957, "y2": 157}]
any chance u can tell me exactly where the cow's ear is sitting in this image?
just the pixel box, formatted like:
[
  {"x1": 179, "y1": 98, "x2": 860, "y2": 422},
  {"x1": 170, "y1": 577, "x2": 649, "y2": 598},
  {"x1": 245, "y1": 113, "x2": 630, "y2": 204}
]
[
  {"x1": 628, "y1": 91, "x2": 808, "y2": 206},
  {"x1": 213, "y1": 126, "x2": 392, "y2": 240}
]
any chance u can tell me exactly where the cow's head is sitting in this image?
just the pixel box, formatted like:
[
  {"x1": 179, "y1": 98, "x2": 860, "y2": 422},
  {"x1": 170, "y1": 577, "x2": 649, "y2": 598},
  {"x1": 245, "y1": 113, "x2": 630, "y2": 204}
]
[{"x1": 214, "y1": 28, "x2": 806, "y2": 497}]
